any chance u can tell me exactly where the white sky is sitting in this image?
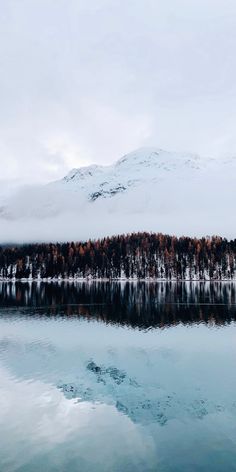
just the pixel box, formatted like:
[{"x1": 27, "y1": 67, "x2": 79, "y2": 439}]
[{"x1": 1, "y1": 0, "x2": 236, "y2": 184}]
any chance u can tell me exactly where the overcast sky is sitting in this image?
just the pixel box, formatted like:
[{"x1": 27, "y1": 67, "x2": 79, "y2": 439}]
[{"x1": 1, "y1": 0, "x2": 236, "y2": 184}]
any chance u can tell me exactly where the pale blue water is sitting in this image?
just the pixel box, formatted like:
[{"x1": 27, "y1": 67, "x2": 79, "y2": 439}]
[{"x1": 0, "y1": 282, "x2": 236, "y2": 471}]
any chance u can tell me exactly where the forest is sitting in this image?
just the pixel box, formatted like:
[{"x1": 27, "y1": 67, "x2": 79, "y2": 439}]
[{"x1": 0, "y1": 232, "x2": 236, "y2": 280}]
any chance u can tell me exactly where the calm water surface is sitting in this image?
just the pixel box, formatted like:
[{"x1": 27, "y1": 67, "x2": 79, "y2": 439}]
[{"x1": 0, "y1": 282, "x2": 236, "y2": 472}]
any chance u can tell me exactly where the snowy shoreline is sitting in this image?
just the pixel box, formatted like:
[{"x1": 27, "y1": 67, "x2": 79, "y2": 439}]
[{"x1": 0, "y1": 277, "x2": 236, "y2": 283}]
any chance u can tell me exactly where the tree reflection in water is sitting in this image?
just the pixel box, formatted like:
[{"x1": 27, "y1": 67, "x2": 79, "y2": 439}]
[{"x1": 0, "y1": 281, "x2": 236, "y2": 328}]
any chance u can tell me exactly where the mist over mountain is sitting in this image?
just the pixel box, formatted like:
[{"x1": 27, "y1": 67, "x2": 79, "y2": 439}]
[{"x1": 0, "y1": 147, "x2": 236, "y2": 243}]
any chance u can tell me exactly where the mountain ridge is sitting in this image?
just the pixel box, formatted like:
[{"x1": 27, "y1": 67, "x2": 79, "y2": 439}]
[
  {"x1": 0, "y1": 146, "x2": 235, "y2": 242},
  {"x1": 52, "y1": 147, "x2": 213, "y2": 202}
]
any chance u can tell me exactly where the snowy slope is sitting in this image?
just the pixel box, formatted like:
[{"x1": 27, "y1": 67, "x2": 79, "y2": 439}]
[
  {"x1": 0, "y1": 147, "x2": 236, "y2": 242},
  {"x1": 53, "y1": 147, "x2": 211, "y2": 201}
]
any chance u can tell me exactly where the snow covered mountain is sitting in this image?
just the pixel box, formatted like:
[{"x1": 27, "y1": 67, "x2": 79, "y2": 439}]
[
  {"x1": 57, "y1": 148, "x2": 208, "y2": 201},
  {"x1": 0, "y1": 147, "x2": 236, "y2": 242}
]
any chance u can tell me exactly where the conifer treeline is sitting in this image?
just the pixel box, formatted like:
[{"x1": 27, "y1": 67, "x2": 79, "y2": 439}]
[{"x1": 0, "y1": 232, "x2": 236, "y2": 280}]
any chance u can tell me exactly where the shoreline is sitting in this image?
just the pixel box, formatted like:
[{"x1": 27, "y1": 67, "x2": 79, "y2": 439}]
[{"x1": 0, "y1": 277, "x2": 236, "y2": 283}]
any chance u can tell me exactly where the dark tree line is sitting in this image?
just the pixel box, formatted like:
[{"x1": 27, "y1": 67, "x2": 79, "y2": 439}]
[{"x1": 0, "y1": 232, "x2": 236, "y2": 280}]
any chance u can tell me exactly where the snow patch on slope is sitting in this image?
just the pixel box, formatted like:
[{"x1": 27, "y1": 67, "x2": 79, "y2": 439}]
[
  {"x1": 52, "y1": 147, "x2": 211, "y2": 202},
  {"x1": 0, "y1": 147, "x2": 236, "y2": 242}
]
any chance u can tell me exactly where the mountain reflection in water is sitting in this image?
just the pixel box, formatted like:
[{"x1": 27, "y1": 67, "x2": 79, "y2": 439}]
[{"x1": 1, "y1": 281, "x2": 236, "y2": 471}]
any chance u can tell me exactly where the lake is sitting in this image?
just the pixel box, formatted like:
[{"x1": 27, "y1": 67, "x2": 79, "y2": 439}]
[{"x1": 0, "y1": 282, "x2": 236, "y2": 471}]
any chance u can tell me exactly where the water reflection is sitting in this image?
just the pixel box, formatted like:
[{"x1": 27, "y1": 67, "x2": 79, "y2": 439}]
[
  {"x1": 1, "y1": 281, "x2": 236, "y2": 328},
  {"x1": 1, "y1": 283, "x2": 236, "y2": 471},
  {"x1": 0, "y1": 365, "x2": 154, "y2": 472}
]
